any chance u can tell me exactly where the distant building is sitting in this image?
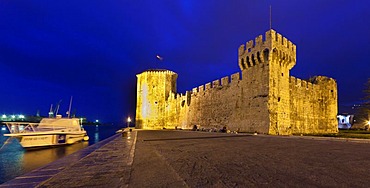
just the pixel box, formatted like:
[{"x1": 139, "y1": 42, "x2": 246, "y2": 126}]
[
  {"x1": 1, "y1": 114, "x2": 42, "y2": 123},
  {"x1": 337, "y1": 114, "x2": 354, "y2": 129},
  {"x1": 135, "y1": 30, "x2": 338, "y2": 135}
]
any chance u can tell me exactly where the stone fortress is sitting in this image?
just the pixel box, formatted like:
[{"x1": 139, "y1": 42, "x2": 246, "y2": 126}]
[{"x1": 135, "y1": 29, "x2": 338, "y2": 135}]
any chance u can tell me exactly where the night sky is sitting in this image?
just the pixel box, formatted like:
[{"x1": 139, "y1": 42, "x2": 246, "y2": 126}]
[{"x1": 0, "y1": 1, "x2": 369, "y2": 124}]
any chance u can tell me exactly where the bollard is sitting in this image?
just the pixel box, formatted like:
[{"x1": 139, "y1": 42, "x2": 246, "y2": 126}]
[{"x1": 122, "y1": 132, "x2": 128, "y2": 137}]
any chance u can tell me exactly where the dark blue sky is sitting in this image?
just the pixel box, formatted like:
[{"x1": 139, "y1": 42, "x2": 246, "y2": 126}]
[{"x1": 0, "y1": 0, "x2": 369, "y2": 124}]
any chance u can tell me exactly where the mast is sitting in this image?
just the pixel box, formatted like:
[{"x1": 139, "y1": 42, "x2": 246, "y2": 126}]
[
  {"x1": 270, "y1": 5, "x2": 272, "y2": 30},
  {"x1": 49, "y1": 104, "x2": 54, "y2": 118},
  {"x1": 68, "y1": 96, "x2": 73, "y2": 118},
  {"x1": 55, "y1": 100, "x2": 62, "y2": 116}
]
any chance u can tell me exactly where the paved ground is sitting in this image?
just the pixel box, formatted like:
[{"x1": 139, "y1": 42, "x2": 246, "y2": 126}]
[
  {"x1": 130, "y1": 131, "x2": 370, "y2": 187},
  {"x1": 1, "y1": 130, "x2": 370, "y2": 187}
]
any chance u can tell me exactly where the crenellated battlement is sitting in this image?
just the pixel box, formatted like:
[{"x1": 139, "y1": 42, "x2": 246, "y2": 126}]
[
  {"x1": 221, "y1": 76, "x2": 229, "y2": 86},
  {"x1": 189, "y1": 72, "x2": 241, "y2": 96},
  {"x1": 198, "y1": 85, "x2": 205, "y2": 92},
  {"x1": 238, "y1": 29, "x2": 296, "y2": 71},
  {"x1": 290, "y1": 76, "x2": 317, "y2": 91},
  {"x1": 290, "y1": 76, "x2": 337, "y2": 90},
  {"x1": 141, "y1": 69, "x2": 177, "y2": 75},
  {"x1": 238, "y1": 30, "x2": 296, "y2": 55},
  {"x1": 212, "y1": 79, "x2": 220, "y2": 87}
]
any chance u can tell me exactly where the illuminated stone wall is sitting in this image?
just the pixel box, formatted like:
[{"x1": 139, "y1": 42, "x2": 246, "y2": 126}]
[
  {"x1": 289, "y1": 76, "x2": 338, "y2": 134},
  {"x1": 135, "y1": 29, "x2": 338, "y2": 135},
  {"x1": 185, "y1": 66, "x2": 270, "y2": 133},
  {"x1": 135, "y1": 70, "x2": 178, "y2": 129}
]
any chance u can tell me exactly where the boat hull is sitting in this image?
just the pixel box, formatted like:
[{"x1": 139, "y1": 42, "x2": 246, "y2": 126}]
[
  {"x1": 3, "y1": 117, "x2": 89, "y2": 148},
  {"x1": 9, "y1": 133, "x2": 86, "y2": 148}
]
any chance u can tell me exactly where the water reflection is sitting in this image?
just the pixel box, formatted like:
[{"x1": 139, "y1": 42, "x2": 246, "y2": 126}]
[
  {"x1": 0, "y1": 124, "x2": 120, "y2": 184},
  {"x1": 22, "y1": 141, "x2": 89, "y2": 172},
  {"x1": 95, "y1": 125, "x2": 100, "y2": 143}
]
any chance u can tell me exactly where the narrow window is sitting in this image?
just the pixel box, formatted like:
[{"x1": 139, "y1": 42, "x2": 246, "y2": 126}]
[
  {"x1": 251, "y1": 54, "x2": 256, "y2": 66},
  {"x1": 257, "y1": 52, "x2": 262, "y2": 63},
  {"x1": 246, "y1": 56, "x2": 252, "y2": 67},
  {"x1": 263, "y1": 49, "x2": 269, "y2": 62},
  {"x1": 241, "y1": 58, "x2": 246, "y2": 69}
]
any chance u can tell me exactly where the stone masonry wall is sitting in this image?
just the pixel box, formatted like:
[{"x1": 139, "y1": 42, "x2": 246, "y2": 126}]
[
  {"x1": 184, "y1": 62, "x2": 270, "y2": 133},
  {"x1": 289, "y1": 76, "x2": 338, "y2": 134}
]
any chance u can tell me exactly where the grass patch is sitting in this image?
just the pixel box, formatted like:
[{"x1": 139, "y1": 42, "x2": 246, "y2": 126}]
[
  {"x1": 296, "y1": 130, "x2": 370, "y2": 139},
  {"x1": 339, "y1": 129, "x2": 370, "y2": 134}
]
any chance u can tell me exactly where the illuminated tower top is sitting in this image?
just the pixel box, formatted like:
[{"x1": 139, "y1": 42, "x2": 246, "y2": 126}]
[{"x1": 238, "y1": 29, "x2": 296, "y2": 71}]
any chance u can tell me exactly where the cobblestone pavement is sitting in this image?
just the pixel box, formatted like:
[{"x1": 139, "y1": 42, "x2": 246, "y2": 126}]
[
  {"x1": 2, "y1": 130, "x2": 370, "y2": 187},
  {"x1": 130, "y1": 130, "x2": 370, "y2": 187}
]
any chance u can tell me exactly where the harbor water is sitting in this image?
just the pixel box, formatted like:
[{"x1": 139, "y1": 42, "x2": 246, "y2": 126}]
[{"x1": 0, "y1": 124, "x2": 123, "y2": 184}]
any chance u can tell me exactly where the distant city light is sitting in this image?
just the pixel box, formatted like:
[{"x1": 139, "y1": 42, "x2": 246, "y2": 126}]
[
  {"x1": 19, "y1": 115, "x2": 25, "y2": 119},
  {"x1": 11, "y1": 115, "x2": 15, "y2": 118},
  {"x1": 95, "y1": 120, "x2": 99, "y2": 123},
  {"x1": 1, "y1": 115, "x2": 6, "y2": 118}
]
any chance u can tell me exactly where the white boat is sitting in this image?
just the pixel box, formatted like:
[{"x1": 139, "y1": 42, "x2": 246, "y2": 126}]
[{"x1": 3, "y1": 115, "x2": 89, "y2": 148}]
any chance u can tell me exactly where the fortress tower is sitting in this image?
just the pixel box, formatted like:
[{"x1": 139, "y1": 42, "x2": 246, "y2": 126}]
[
  {"x1": 135, "y1": 69, "x2": 177, "y2": 129},
  {"x1": 238, "y1": 29, "x2": 296, "y2": 134},
  {"x1": 135, "y1": 30, "x2": 338, "y2": 135}
]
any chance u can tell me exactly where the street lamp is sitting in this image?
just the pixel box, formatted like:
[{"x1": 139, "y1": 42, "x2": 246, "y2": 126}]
[{"x1": 127, "y1": 117, "x2": 131, "y2": 128}]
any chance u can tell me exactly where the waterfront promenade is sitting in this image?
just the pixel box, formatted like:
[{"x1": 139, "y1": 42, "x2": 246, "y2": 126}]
[{"x1": 1, "y1": 130, "x2": 370, "y2": 187}]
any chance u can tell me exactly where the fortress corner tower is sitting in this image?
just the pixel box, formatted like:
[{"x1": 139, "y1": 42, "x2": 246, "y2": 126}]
[{"x1": 135, "y1": 69, "x2": 177, "y2": 129}]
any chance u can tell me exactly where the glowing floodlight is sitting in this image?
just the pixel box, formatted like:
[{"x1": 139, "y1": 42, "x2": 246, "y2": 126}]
[{"x1": 127, "y1": 116, "x2": 131, "y2": 128}]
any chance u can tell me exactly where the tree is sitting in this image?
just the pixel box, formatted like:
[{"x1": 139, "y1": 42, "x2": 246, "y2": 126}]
[
  {"x1": 356, "y1": 78, "x2": 370, "y2": 129},
  {"x1": 364, "y1": 78, "x2": 370, "y2": 101},
  {"x1": 363, "y1": 78, "x2": 370, "y2": 112}
]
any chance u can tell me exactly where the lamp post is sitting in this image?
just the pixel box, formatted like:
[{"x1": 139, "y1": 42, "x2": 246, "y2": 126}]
[{"x1": 127, "y1": 117, "x2": 131, "y2": 128}]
